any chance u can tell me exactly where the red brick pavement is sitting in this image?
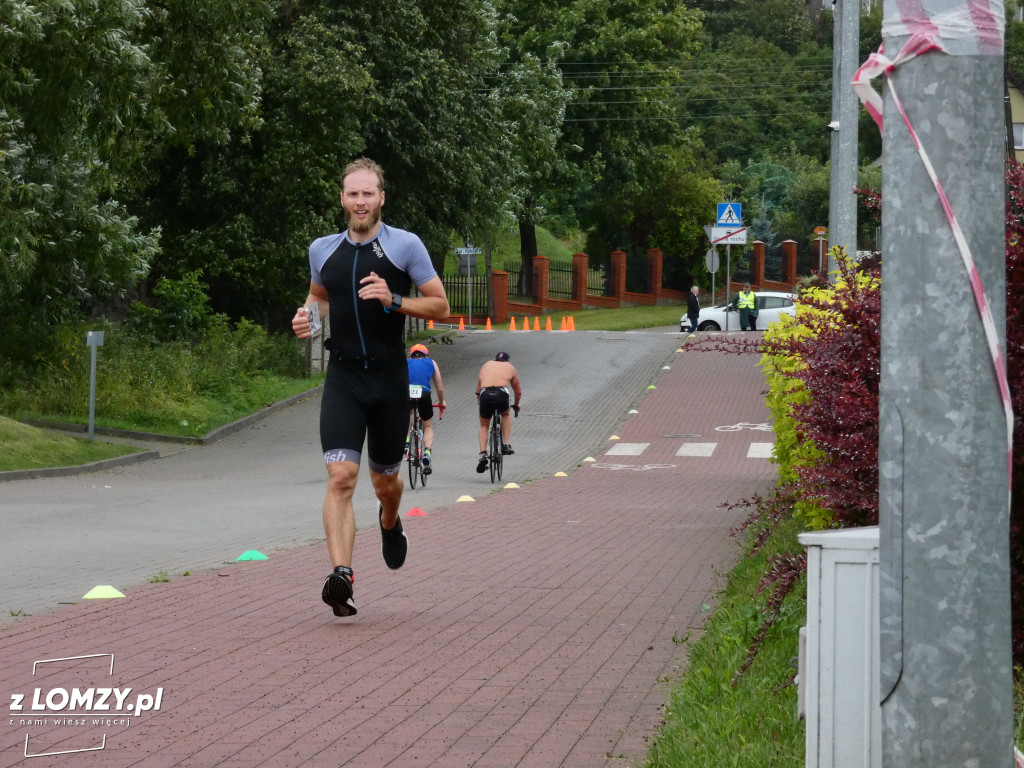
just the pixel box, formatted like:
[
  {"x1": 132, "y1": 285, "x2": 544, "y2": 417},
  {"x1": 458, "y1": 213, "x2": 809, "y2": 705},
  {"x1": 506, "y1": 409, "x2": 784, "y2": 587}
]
[{"x1": 0, "y1": 346, "x2": 777, "y2": 767}]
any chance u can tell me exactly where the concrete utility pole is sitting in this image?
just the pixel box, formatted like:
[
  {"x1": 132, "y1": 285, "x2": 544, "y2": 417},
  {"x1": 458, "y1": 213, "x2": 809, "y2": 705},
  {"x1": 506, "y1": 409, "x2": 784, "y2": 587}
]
[
  {"x1": 827, "y1": 0, "x2": 860, "y2": 276},
  {"x1": 877, "y1": 1, "x2": 1012, "y2": 765}
]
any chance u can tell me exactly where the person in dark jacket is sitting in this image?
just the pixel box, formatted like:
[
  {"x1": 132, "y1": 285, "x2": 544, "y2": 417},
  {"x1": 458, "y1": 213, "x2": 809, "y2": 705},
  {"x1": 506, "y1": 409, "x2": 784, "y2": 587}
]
[{"x1": 685, "y1": 285, "x2": 700, "y2": 334}]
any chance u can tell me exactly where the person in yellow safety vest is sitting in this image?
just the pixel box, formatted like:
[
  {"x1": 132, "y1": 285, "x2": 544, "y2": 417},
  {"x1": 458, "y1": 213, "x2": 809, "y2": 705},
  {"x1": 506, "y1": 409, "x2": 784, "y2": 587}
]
[{"x1": 731, "y1": 282, "x2": 758, "y2": 331}]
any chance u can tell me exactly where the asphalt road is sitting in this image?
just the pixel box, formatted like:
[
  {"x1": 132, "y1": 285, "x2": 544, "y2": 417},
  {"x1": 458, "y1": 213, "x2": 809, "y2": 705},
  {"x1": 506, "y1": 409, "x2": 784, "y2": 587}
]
[{"x1": 0, "y1": 327, "x2": 682, "y2": 617}]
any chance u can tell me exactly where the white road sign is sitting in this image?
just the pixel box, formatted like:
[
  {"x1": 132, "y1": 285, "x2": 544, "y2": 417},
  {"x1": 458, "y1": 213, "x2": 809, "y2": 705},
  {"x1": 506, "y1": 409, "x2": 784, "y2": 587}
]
[
  {"x1": 709, "y1": 226, "x2": 747, "y2": 245},
  {"x1": 705, "y1": 248, "x2": 719, "y2": 272}
]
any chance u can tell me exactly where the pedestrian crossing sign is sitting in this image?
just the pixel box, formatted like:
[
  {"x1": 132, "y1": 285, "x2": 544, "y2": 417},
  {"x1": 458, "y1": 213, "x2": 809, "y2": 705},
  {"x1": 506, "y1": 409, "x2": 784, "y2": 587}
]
[{"x1": 716, "y1": 203, "x2": 742, "y2": 226}]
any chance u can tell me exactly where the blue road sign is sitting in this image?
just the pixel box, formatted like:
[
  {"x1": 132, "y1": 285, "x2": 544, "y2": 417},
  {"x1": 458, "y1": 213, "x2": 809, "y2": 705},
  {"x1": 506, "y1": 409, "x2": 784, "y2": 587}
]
[{"x1": 716, "y1": 203, "x2": 742, "y2": 226}]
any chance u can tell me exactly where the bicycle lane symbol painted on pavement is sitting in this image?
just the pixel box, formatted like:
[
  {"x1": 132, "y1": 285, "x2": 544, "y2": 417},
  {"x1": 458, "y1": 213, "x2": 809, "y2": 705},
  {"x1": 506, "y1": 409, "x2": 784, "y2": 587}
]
[
  {"x1": 715, "y1": 422, "x2": 773, "y2": 432},
  {"x1": 589, "y1": 463, "x2": 677, "y2": 471}
]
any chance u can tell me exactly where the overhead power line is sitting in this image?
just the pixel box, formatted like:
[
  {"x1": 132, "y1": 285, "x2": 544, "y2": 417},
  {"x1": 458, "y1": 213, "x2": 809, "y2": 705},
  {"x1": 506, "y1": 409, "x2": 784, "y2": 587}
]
[
  {"x1": 562, "y1": 108, "x2": 831, "y2": 122},
  {"x1": 555, "y1": 65, "x2": 833, "y2": 80}
]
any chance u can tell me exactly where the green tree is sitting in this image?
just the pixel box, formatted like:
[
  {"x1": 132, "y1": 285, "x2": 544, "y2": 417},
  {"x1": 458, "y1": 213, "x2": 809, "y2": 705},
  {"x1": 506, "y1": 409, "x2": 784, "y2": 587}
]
[
  {"x1": 499, "y1": 0, "x2": 704, "y2": 282},
  {"x1": 0, "y1": 0, "x2": 276, "y2": 363},
  {"x1": 0, "y1": 0, "x2": 160, "y2": 364},
  {"x1": 585, "y1": 140, "x2": 722, "y2": 290},
  {"x1": 145, "y1": 0, "x2": 541, "y2": 326},
  {"x1": 688, "y1": 0, "x2": 814, "y2": 56},
  {"x1": 486, "y1": 49, "x2": 569, "y2": 292},
  {"x1": 676, "y1": 35, "x2": 832, "y2": 167},
  {"x1": 139, "y1": 0, "x2": 270, "y2": 153},
  {"x1": 349, "y1": 0, "x2": 534, "y2": 262},
  {"x1": 140, "y1": 8, "x2": 370, "y2": 326}
]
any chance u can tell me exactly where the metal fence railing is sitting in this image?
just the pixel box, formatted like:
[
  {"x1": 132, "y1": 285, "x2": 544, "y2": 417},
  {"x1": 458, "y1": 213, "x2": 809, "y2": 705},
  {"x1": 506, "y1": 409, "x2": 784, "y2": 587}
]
[
  {"x1": 501, "y1": 262, "x2": 530, "y2": 303},
  {"x1": 500, "y1": 259, "x2": 575, "y2": 302},
  {"x1": 441, "y1": 273, "x2": 489, "y2": 318},
  {"x1": 587, "y1": 266, "x2": 608, "y2": 296},
  {"x1": 547, "y1": 261, "x2": 573, "y2": 300}
]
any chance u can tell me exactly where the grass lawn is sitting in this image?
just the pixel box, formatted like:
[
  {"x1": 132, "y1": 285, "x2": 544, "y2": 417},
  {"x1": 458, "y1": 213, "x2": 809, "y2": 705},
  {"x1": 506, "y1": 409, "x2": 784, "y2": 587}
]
[
  {"x1": 0, "y1": 415, "x2": 141, "y2": 472},
  {"x1": 641, "y1": 515, "x2": 805, "y2": 767}
]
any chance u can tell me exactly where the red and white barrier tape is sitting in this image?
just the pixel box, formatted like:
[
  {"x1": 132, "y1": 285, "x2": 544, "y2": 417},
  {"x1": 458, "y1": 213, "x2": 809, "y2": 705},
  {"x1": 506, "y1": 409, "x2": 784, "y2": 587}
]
[{"x1": 852, "y1": 4, "x2": 1013, "y2": 487}]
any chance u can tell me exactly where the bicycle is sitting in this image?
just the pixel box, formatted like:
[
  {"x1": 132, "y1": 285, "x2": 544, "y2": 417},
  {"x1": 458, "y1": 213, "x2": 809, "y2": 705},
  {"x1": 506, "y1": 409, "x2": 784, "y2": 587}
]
[
  {"x1": 407, "y1": 385, "x2": 442, "y2": 489},
  {"x1": 486, "y1": 404, "x2": 519, "y2": 484}
]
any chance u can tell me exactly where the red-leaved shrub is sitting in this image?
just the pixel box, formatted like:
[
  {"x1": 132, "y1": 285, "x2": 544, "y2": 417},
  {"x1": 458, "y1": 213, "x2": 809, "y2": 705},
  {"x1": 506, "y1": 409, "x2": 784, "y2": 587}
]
[
  {"x1": 1004, "y1": 162, "x2": 1024, "y2": 663},
  {"x1": 723, "y1": 162, "x2": 1024, "y2": 669}
]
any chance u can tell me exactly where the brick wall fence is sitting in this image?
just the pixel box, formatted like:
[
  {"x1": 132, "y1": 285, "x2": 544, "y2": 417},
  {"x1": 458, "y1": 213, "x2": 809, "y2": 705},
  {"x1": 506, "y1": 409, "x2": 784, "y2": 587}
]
[{"x1": 448, "y1": 241, "x2": 807, "y2": 325}]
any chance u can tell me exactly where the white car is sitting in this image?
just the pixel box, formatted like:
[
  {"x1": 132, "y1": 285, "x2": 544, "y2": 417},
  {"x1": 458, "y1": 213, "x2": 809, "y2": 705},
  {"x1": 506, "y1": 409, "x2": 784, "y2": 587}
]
[{"x1": 681, "y1": 290, "x2": 797, "y2": 332}]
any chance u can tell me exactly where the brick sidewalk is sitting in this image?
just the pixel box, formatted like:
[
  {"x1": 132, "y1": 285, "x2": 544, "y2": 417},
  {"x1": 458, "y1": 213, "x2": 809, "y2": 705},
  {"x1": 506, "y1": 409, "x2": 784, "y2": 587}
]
[{"x1": 0, "y1": 346, "x2": 777, "y2": 767}]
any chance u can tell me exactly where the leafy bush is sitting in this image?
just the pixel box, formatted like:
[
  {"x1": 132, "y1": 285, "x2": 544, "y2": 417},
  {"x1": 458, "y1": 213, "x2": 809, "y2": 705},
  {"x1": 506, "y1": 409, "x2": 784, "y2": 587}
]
[
  {"x1": 127, "y1": 270, "x2": 224, "y2": 344},
  {"x1": 761, "y1": 249, "x2": 881, "y2": 530},
  {"x1": 0, "y1": 313, "x2": 308, "y2": 436},
  {"x1": 751, "y1": 162, "x2": 1024, "y2": 666},
  {"x1": 1004, "y1": 162, "x2": 1024, "y2": 663}
]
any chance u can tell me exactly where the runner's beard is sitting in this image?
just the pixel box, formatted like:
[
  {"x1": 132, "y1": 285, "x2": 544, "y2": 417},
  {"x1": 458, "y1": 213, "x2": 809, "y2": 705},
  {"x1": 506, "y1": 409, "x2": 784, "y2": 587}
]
[{"x1": 345, "y1": 205, "x2": 381, "y2": 236}]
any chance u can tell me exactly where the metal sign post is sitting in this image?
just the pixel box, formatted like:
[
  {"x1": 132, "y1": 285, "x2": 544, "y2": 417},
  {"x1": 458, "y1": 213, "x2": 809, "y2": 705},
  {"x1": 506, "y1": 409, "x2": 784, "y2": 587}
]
[
  {"x1": 726, "y1": 245, "x2": 732, "y2": 331},
  {"x1": 455, "y1": 246, "x2": 481, "y2": 329},
  {"x1": 704, "y1": 248, "x2": 719, "y2": 308},
  {"x1": 86, "y1": 331, "x2": 105, "y2": 442},
  {"x1": 706, "y1": 214, "x2": 747, "y2": 331},
  {"x1": 814, "y1": 226, "x2": 828, "y2": 275},
  {"x1": 877, "y1": 0, "x2": 1010, "y2": 762}
]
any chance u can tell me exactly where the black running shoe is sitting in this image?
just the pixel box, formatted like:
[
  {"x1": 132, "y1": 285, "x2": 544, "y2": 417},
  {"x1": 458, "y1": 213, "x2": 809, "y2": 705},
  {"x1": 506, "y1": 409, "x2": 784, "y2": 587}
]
[
  {"x1": 476, "y1": 452, "x2": 488, "y2": 473},
  {"x1": 501, "y1": 443, "x2": 514, "y2": 455},
  {"x1": 322, "y1": 566, "x2": 356, "y2": 617},
  {"x1": 379, "y1": 503, "x2": 408, "y2": 570}
]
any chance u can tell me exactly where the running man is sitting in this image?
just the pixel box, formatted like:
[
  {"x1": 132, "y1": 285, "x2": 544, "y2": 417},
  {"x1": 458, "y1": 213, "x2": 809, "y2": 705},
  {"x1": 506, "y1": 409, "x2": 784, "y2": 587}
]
[
  {"x1": 292, "y1": 158, "x2": 450, "y2": 618},
  {"x1": 475, "y1": 351, "x2": 522, "y2": 474},
  {"x1": 406, "y1": 343, "x2": 445, "y2": 474}
]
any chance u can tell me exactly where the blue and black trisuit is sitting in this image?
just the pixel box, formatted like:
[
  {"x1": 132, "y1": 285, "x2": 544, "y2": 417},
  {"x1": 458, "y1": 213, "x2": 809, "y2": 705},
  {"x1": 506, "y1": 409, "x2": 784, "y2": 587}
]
[{"x1": 308, "y1": 224, "x2": 437, "y2": 474}]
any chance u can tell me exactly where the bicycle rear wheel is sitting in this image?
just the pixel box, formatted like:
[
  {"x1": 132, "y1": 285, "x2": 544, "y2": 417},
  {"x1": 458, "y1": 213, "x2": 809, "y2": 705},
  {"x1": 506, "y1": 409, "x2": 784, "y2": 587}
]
[
  {"x1": 489, "y1": 415, "x2": 502, "y2": 483},
  {"x1": 408, "y1": 421, "x2": 420, "y2": 489},
  {"x1": 417, "y1": 429, "x2": 427, "y2": 488}
]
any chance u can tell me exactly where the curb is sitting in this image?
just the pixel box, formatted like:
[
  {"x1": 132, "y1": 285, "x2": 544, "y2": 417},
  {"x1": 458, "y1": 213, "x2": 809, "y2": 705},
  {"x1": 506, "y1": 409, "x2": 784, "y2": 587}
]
[
  {"x1": 2, "y1": 385, "x2": 323, "y2": 482},
  {"x1": 0, "y1": 449, "x2": 162, "y2": 482}
]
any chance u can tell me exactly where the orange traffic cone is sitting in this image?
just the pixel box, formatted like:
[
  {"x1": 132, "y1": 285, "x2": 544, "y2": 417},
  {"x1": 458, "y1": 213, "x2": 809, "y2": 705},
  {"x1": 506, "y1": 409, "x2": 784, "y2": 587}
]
[
  {"x1": 560, "y1": 316, "x2": 567, "y2": 331},
  {"x1": 545, "y1": 316, "x2": 552, "y2": 331},
  {"x1": 428, "y1": 320, "x2": 434, "y2": 329},
  {"x1": 509, "y1": 317, "x2": 517, "y2": 331},
  {"x1": 458, "y1": 317, "x2": 465, "y2": 331},
  {"x1": 522, "y1": 317, "x2": 530, "y2": 332},
  {"x1": 485, "y1": 317, "x2": 492, "y2": 331},
  {"x1": 533, "y1": 317, "x2": 540, "y2": 331},
  {"x1": 568, "y1": 316, "x2": 576, "y2": 331}
]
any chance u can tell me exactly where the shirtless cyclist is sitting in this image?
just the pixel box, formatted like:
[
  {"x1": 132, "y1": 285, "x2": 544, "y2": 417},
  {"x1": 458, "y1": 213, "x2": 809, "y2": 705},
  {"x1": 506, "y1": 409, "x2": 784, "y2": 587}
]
[{"x1": 475, "y1": 351, "x2": 522, "y2": 473}]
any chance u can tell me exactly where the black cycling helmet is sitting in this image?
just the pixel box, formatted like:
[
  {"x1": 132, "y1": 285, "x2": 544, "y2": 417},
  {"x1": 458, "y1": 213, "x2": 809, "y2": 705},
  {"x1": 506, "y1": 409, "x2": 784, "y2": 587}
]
[{"x1": 495, "y1": 351, "x2": 510, "y2": 362}]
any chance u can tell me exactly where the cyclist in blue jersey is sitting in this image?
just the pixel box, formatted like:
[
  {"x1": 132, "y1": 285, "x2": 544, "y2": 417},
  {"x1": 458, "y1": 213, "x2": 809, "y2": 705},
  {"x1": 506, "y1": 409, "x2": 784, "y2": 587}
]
[
  {"x1": 292, "y1": 158, "x2": 450, "y2": 618},
  {"x1": 406, "y1": 343, "x2": 445, "y2": 473}
]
